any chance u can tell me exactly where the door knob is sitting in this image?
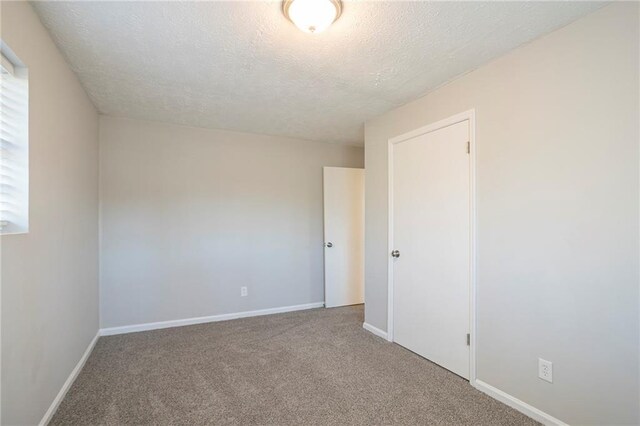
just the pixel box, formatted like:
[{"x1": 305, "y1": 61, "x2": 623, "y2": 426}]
[
  {"x1": 325, "y1": 242, "x2": 333, "y2": 248},
  {"x1": 391, "y1": 250, "x2": 400, "y2": 258}
]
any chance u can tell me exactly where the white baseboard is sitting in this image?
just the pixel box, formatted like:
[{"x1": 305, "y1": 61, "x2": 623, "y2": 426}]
[
  {"x1": 362, "y1": 322, "x2": 388, "y2": 340},
  {"x1": 473, "y1": 379, "x2": 567, "y2": 426},
  {"x1": 39, "y1": 331, "x2": 100, "y2": 426},
  {"x1": 100, "y1": 302, "x2": 325, "y2": 336}
]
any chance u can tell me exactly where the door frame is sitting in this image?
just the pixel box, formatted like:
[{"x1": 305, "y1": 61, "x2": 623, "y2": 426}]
[{"x1": 387, "y1": 109, "x2": 477, "y2": 384}]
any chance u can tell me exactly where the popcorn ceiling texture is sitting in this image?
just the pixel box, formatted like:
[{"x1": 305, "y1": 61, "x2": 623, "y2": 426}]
[{"x1": 32, "y1": 1, "x2": 603, "y2": 146}]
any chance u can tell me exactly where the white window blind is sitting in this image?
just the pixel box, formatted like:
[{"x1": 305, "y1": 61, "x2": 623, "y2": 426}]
[{"x1": 0, "y1": 50, "x2": 28, "y2": 234}]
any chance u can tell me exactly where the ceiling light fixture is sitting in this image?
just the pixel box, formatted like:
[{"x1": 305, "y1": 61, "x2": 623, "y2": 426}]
[{"x1": 283, "y1": 0, "x2": 342, "y2": 34}]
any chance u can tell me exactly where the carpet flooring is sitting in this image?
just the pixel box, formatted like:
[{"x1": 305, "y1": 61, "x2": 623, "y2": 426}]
[{"x1": 51, "y1": 305, "x2": 537, "y2": 425}]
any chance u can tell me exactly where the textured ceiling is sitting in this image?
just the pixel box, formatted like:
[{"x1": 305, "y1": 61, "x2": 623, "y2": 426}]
[{"x1": 32, "y1": 1, "x2": 604, "y2": 146}]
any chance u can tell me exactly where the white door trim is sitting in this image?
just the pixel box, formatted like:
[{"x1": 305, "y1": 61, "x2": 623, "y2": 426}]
[{"x1": 387, "y1": 109, "x2": 477, "y2": 385}]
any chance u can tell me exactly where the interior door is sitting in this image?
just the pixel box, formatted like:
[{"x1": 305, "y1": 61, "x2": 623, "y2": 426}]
[
  {"x1": 323, "y1": 167, "x2": 365, "y2": 308},
  {"x1": 392, "y1": 120, "x2": 471, "y2": 379}
]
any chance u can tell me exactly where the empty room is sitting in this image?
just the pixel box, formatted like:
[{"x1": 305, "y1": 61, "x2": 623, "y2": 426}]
[{"x1": 1, "y1": 1, "x2": 638, "y2": 425}]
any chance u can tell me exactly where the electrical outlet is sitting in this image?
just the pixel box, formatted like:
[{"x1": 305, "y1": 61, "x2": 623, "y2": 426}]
[
  {"x1": 240, "y1": 286, "x2": 248, "y2": 297},
  {"x1": 538, "y1": 358, "x2": 553, "y2": 383}
]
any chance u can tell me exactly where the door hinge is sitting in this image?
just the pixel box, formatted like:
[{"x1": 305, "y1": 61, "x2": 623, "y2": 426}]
[
  {"x1": 466, "y1": 141, "x2": 470, "y2": 154},
  {"x1": 466, "y1": 333, "x2": 470, "y2": 346}
]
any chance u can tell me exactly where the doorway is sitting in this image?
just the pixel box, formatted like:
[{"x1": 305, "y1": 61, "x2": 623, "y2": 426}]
[
  {"x1": 388, "y1": 111, "x2": 476, "y2": 380},
  {"x1": 323, "y1": 167, "x2": 365, "y2": 308}
]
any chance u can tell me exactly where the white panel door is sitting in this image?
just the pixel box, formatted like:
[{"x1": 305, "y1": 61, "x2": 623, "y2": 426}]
[
  {"x1": 323, "y1": 167, "x2": 365, "y2": 308},
  {"x1": 392, "y1": 120, "x2": 471, "y2": 379}
]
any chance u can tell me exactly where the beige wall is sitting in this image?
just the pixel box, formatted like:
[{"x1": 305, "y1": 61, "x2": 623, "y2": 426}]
[
  {"x1": 364, "y1": 3, "x2": 639, "y2": 425},
  {"x1": 99, "y1": 116, "x2": 363, "y2": 328},
  {"x1": 0, "y1": 2, "x2": 100, "y2": 425}
]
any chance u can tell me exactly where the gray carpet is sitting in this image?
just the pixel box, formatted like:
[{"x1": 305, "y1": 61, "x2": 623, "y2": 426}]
[{"x1": 51, "y1": 305, "x2": 537, "y2": 425}]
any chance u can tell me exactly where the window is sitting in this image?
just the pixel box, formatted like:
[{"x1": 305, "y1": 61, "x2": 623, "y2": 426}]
[{"x1": 0, "y1": 44, "x2": 28, "y2": 235}]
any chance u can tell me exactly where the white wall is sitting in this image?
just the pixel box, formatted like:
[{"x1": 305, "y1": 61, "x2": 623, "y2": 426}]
[
  {"x1": 99, "y1": 116, "x2": 363, "y2": 328},
  {"x1": 0, "y1": 2, "x2": 100, "y2": 425},
  {"x1": 364, "y1": 3, "x2": 639, "y2": 425}
]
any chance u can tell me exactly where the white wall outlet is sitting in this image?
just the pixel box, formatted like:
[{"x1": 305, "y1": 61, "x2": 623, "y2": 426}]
[
  {"x1": 240, "y1": 286, "x2": 248, "y2": 297},
  {"x1": 538, "y1": 358, "x2": 553, "y2": 383}
]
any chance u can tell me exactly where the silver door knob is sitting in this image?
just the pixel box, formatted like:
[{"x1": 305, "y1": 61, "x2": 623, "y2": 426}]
[
  {"x1": 325, "y1": 242, "x2": 333, "y2": 248},
  {"x1": 391, "y1": 250, "x2": 400, "y2": 258}
]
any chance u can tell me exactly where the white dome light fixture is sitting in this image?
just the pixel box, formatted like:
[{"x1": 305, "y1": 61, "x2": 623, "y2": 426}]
[{"x1": 283, "y1": 0, "x2": 342, "y2": 34}]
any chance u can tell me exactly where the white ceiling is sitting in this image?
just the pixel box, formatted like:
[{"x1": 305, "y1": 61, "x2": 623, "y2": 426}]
[{"x1": 32, "y1": 1, "x2": 604, "y2": 146}]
